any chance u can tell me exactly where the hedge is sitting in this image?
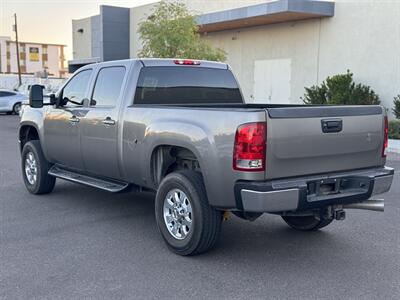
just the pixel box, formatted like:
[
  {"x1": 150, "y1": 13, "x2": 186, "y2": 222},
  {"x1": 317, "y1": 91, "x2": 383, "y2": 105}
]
[{"x1": 389, "y1": 120, "x2": 400, "y2": 140}]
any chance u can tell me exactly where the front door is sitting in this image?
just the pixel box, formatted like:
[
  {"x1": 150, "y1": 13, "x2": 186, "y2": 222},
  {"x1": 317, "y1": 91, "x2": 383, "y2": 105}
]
[
  {"x1": 80, "y1": 66, "x2": 127, "y2": 179},
  {"x1": 43, "y1": 69, "x2": 93, "y2": 171}
]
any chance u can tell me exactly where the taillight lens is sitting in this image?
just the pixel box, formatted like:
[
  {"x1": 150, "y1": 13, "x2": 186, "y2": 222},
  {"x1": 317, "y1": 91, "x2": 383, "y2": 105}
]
[
  {"x1": 174, "y1": 59, "x2": 200, "y2": 65},
  {"x1": 382, "y1": 116, "x2": 388, "y2": 157},
  {"x1": 233, "y1": 122, "x2": 266, "y2": 172}
]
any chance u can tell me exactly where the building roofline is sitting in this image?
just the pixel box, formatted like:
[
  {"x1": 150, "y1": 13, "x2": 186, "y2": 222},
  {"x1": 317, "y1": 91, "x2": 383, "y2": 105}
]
[
  {"x1": 6, "y1": 40, "x2": 67, "y2": 47},
  {"x1": 197, "y1": 0, "x2": 335, "y2": 33}
]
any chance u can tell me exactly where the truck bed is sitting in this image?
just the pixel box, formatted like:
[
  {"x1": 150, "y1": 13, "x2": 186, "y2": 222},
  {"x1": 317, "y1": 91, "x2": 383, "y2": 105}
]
[{"x1": 135, "y1": 103, "x2": 385, "y2": 180}]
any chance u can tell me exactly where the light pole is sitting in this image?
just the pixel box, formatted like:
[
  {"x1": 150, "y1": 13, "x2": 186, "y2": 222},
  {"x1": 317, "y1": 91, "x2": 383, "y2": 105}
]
[{"x1": 13, "y1": 13, "x2": 22, "y2": 87}]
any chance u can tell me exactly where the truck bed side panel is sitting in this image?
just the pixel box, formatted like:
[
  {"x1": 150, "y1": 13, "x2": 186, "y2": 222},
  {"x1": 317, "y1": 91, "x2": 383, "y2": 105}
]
[{"x1": 121, "y1": 106, "x2": 267, "y2": 208}]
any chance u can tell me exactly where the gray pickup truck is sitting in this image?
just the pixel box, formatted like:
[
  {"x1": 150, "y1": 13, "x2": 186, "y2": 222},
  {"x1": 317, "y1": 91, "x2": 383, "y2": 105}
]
[{"x1": 19, "y1": 59, "x2": 393, "y2": 255}]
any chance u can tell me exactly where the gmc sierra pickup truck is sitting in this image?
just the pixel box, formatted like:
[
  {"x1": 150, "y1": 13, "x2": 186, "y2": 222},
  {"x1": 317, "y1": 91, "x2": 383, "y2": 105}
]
[{"x1": 19, "y1": 59, "x2": 393, "y2": 255}]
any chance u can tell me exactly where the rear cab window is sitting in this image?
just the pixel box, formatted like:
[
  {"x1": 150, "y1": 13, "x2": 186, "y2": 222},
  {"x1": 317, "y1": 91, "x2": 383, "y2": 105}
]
[
  {"x1": 91, "y1": 66, "x2": 126, "y2": 107},
  {"x1": 134, "y1": 66, "x2": 243, "y2": 105}
]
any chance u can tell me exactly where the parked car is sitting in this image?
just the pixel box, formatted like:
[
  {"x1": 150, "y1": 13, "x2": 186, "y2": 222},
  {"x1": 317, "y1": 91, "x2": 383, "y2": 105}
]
[
  {"x1": 18, "y1": 59, "x2": 393, "y2": 255},
  {"x1": 0, "y1": 89, "x2": 27, "y2": 115}
]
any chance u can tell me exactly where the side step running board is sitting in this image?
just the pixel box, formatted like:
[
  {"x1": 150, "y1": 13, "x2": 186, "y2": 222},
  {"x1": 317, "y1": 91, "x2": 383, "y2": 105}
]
[{"x1": 48, "y1": 165, "x2": 130, "y2": 193}]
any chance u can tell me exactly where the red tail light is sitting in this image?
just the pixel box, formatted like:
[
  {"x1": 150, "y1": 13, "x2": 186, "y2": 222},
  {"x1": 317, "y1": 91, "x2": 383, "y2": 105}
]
[
  {"x1": 174, "y1": 59, "x2": 200, "y2": 65},
  {"x1": 233, "y1": 122, "x2": 266, "y2": 172},
  {"x1": 382, "y1": 116, "x2": 388, "y2": 157}
]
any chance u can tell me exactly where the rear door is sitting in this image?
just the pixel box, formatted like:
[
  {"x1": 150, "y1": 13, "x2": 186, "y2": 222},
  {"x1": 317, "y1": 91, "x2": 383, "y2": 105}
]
[
  {"x1": 80, "y1": 65, "x2": 127, "y2": 179},
  {"x1": 265, "y1": 106, "x2": 385, "y2": 179},
  {"x1": 0, "y1": 91, "x2": 13, "y2": 111}
]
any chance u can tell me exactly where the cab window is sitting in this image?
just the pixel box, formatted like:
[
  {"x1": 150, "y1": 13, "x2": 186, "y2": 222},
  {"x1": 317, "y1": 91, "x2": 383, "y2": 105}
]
[
  {"x1": 91, "y1": 66, "x2": 126, "y2": 107},
  {"x1": 62, "y1": 69, "x2": 92, "y2": 106}
]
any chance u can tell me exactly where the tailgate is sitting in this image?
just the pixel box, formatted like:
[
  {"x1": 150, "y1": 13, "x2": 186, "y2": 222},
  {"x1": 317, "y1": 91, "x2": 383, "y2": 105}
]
[{"x1": 265, "y1": 106, "x2": 385, "y2": 179}]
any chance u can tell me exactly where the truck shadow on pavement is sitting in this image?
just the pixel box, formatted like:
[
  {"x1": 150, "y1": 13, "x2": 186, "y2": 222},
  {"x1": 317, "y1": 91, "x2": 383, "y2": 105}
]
[{"x1": 46, "y1": 181, "x2": 358, "y2": 263}]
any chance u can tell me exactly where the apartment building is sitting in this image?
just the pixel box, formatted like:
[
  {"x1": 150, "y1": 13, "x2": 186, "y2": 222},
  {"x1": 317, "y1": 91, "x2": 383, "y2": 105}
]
[{"x1": 0, "y1": 36, "x2": 67, "y2": 78}]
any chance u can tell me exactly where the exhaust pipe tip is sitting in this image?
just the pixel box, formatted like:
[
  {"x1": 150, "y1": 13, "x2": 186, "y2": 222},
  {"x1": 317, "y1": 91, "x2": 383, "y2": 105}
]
[{"x1": 343, "y1": 199, "x2": 384, "y2": 212}]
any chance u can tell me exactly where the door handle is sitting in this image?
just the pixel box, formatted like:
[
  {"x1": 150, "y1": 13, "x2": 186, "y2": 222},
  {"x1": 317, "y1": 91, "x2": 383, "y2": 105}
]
[
  {"x1": 321, "y1": 119, "x2": 342, "y2": 133},
  {"x1": 69, "y1": 115, "x2": 80, "y2": 124},
  {"x1": 102, "y1": 117, "x2": 116, "y2": 126}
]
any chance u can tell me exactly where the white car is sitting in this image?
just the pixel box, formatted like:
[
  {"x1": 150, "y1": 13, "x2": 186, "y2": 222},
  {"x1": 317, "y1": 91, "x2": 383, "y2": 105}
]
[{"x1": 0, "y1": 89, "x2": 28, "y2": 115}]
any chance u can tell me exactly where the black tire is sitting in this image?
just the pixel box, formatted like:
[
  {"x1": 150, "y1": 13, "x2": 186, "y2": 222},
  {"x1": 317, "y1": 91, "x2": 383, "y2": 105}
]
[
  {"x1": 282, "y1": 215, "x2": 333, "y2": 231},
  {"x1": 21, "y1": 140, "x2": 56, "y2": 194},
  {"x1": 155, "y1": 170, "x2": 222, "y2": 256},
  {"x1": 13, "y1": 102, "x2": 21, "y2": 115}
]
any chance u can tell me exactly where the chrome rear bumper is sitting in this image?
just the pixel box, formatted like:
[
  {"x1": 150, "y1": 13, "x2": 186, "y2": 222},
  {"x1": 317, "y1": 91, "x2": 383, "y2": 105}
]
[{"x1": 236, "y1": 167, "x2": 394, "y2": 213}]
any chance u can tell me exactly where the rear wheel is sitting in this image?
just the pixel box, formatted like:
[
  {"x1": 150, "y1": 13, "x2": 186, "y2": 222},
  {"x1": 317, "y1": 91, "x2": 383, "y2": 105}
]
[
  {"x1": 13, "y1": 102, "x2": 21, "y2": 115},
  {"x1": 21, "y1": 140, "x2": 56, "y2": 194},
  {"x1": 282, "y1": 215, "x2": 333, "y2": 231},
  {"x1": 155, "y1": 170, "x2": 222, "y2": 256}
]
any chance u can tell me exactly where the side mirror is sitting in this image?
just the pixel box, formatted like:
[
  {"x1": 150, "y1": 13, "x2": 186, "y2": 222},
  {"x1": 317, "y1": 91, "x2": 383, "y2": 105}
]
[{"x1": 29, "y1": 85, "x2": 44, "y2": 108}]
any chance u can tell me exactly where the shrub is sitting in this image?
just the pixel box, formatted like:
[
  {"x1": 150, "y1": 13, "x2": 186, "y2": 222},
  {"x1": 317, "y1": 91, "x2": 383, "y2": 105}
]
[
  {"x1": 393, "y1": 95, "x2": 400, "y2": 119},
  {"x1": 389, "y1": 120, "x2": 400, "y2": 140},
  {"x1": 302, "y1": 70, "x2": 380, "y2": 105}
]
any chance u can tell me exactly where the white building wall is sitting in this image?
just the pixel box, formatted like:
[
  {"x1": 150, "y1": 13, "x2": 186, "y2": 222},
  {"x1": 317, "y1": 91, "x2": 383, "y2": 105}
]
[
  {"x1": 24, "y1": 43, "x2": 43, "y2": 74},
  {"x1": 47, "y1": 46, "x2": 61, "y2": 76},
  {"x1": 72, "y1": 17, "x2": 92, "y2": 60},
  {"x1": 0, "y1": 37, "x2": 9, "y2": 73},
  {"x1": 183, "y1": 0, "x2": 272, "y2": 14},
  {"x1": 9, "y1": 43, "x2": 18, "y2": 73}
]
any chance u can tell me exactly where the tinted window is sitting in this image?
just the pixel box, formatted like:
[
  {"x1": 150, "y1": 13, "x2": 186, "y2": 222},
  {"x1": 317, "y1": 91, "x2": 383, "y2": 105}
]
[
  {"x1": 134, "y1": 67, "x2": 243, "y2": 104},
  {"x1": 91, "y1": 66, "x2": 126, "y2": 107},
  {"x1": 0, "y1": 91, "x2": 16, "y2": 97},
  {"x1": 63, "y1": 69, "x2": 92, "y2": 106}
]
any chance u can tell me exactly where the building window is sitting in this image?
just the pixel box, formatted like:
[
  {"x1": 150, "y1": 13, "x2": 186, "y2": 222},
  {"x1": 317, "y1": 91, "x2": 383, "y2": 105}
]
[{"x1": 29, "y1": 47, "x2": 39, "y2": 61}]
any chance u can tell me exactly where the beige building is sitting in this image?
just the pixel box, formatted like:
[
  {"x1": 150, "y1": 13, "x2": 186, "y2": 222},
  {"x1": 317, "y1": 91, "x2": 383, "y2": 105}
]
[
  {"x1": 72, "y1": 0, "x2": 400, "y2": 116},
  {"x1": 0, "y1": 36, "x2": 67, "y2": 78}
]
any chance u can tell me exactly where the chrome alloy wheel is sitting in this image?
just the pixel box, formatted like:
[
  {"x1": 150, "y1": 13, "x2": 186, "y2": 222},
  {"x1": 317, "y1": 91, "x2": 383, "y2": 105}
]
[
  {"x1": 163, "y1": 188, "x2": 193, "y2": 240},
  {"x1": 24, "y1": 152, "x2": 38, "y2": 185}
]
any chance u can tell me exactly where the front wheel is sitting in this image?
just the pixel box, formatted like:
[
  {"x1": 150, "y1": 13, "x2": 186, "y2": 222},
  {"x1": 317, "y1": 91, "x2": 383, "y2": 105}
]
[
  {"x1": 282, "y1": 215, "x2": 333, "y2": 231},
  {"x1": 21, "y1": 140, "x2": 56, "y2": 194},
  {"x1": 155, "y1": 170, "x2": 222, "y2": 256}
]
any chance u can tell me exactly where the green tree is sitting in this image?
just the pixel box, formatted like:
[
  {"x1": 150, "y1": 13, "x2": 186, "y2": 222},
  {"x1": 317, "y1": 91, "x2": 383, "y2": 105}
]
[
  {"x1": 302, "y1": 70, "x2": 380, "y2": 105},
  {"x1": 393, "y1": 95, "x2": 400, "y2": 119},
  {"x1": 137, "y1": 1, "x2": 226, "y2": 61}
]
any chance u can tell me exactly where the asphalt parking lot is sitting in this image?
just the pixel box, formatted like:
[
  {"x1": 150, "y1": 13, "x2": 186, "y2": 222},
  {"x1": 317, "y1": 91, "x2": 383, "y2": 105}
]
[{"x1": 1, "y1": 114, "x2": 399, "y2": 299}]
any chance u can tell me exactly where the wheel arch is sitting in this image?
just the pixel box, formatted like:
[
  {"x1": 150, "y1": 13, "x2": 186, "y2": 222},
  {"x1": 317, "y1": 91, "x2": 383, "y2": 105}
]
[
  {"x1": 19, "y1": 123, "x2": 40, "y2": 152},
  {"x1": 150, "y1": 144, "x2": 203, "y2": 188}
]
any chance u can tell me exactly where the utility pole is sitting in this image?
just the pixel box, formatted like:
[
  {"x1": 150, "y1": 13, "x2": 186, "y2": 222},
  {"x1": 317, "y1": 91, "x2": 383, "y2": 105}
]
[{"x1": 13, "y1": 13, "x2": 22, "y2": 87}]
